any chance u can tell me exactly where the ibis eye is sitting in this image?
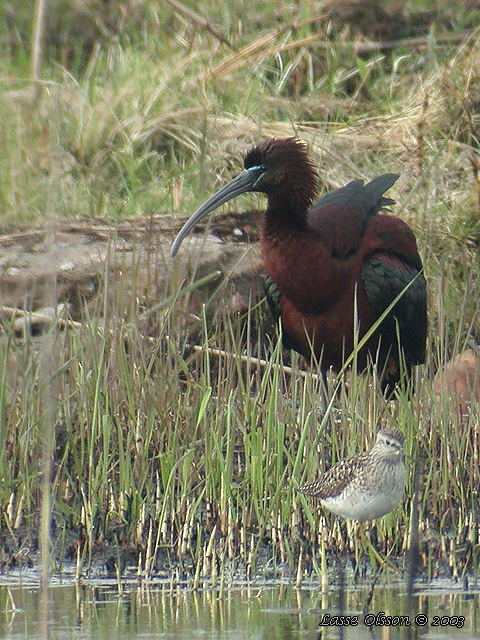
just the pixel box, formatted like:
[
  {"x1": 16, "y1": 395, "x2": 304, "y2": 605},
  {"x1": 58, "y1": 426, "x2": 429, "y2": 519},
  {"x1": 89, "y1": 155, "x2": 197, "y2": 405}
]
[{"x1": 248, "y1": 163, "x2": 267, "y2": 173}]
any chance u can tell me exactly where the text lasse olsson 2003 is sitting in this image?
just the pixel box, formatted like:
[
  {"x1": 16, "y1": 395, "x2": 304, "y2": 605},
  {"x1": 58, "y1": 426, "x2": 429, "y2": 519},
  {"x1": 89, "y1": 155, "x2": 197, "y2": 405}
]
[{"x1": 319, "y1": 613, "x2": 465, "y2": 628}]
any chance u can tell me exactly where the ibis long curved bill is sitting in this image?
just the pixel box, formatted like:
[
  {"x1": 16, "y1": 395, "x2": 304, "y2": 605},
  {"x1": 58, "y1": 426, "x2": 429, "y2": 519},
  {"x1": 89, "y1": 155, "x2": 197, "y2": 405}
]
[{"x1": 170, "y1": 165, "x2": 265, "y2": 256}]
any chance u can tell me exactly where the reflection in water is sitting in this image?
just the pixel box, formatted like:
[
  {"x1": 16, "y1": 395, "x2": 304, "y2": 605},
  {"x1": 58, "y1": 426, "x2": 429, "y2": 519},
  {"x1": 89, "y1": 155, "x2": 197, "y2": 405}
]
[{"x1": 0, "y1": 578, "x2": 479, "y2": 640}]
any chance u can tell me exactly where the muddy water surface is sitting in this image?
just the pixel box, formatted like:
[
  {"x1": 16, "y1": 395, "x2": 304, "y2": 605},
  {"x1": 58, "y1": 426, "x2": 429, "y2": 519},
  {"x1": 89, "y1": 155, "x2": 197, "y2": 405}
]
[{"x1": 0, "y1": 574, "x2": 478, "y2": 640}]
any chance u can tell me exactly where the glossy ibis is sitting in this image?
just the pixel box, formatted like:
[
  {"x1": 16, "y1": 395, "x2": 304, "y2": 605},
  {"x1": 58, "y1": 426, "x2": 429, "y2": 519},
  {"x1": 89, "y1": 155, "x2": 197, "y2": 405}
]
[{"x1": 171, "y1": 138, "x2": 427, "y2": 394}]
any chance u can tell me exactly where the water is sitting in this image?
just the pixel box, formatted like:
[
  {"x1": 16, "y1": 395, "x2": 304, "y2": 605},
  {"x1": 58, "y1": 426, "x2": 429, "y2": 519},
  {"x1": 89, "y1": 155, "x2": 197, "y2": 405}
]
[{"x1": 0, "y1": 574, "x2": 479, "y2": 640}]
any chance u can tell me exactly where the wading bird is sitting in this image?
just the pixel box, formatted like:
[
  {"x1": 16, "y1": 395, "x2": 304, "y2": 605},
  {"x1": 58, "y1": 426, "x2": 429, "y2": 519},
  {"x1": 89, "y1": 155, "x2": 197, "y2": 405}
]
[
  {"x1": 296, "y1": 428, "x2": 406, "y2": 521},
  {"x1": 171, "y1": 138, "x2": 427, "y2": 394},
  {"x1": 296, "y1": 427, "x2": 407, "y2": 567}
]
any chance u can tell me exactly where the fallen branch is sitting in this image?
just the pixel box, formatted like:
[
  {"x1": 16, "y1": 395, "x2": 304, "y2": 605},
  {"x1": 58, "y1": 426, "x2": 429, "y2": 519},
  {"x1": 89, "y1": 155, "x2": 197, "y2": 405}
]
[
  {"x1": 0, "y1": 305, "x2": 82, "y2": 330},
  {"x1": 191, "y1": 343, "x2": 322, "y2": 381}
]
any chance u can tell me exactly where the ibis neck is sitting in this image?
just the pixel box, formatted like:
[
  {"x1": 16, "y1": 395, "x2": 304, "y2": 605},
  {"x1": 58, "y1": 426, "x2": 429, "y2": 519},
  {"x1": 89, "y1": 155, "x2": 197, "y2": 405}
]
[{"x1": 263, "y1": 192, "x2": 310, "y2": 239}]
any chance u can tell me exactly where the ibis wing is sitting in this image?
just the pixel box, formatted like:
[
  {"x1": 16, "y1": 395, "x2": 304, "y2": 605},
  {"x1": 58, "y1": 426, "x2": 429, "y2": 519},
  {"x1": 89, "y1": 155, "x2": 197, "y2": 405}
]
[
  {"x1": 264, "y1": 274, "x2": 299, "y2": 351},
  {"x1": 307, "y1": 175, "x2": 399, "y2": 259},
  {"x1": 311, "y1": 174, "x2": 399, "y2": 218},
  {"x1": 361, "y1": 252, "x2": 428, "y2": 366},
  {"x1": 264, "y1": 274, "x2": 282, "y2": 325}
]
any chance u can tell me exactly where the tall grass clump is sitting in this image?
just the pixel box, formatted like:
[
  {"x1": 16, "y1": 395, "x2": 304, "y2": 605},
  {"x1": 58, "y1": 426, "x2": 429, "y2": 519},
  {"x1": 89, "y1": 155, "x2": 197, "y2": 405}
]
[
  {"x1": 1, "y1": 0, "x2": 480, "y2": 585},
  {"x1": 0, "y1": 230, "x2": 478, "y2": 584}
]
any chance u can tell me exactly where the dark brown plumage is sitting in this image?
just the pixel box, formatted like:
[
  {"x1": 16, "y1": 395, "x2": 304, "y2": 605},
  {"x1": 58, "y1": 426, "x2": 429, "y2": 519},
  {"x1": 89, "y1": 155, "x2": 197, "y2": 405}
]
[{"x1": 171, "y1": 138, "x2": 428, "y2": 394}]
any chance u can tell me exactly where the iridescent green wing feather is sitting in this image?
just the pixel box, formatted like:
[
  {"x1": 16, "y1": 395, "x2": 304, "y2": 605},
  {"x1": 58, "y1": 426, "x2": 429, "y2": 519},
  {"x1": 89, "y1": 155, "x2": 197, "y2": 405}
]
[
  {"x1": 361, "y1": 254, "x2": 427, "y2": 368},
  {"x1": 264, "y1": 274, "x2": 298, "y2": 351}
]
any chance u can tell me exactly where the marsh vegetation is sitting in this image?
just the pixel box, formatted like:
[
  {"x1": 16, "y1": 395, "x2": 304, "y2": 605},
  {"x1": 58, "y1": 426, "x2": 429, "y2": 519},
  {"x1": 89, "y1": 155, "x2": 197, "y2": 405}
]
[{"x1": 0, "y1": 0, "x2": 479, "y2": 586}]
